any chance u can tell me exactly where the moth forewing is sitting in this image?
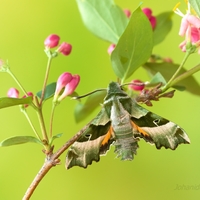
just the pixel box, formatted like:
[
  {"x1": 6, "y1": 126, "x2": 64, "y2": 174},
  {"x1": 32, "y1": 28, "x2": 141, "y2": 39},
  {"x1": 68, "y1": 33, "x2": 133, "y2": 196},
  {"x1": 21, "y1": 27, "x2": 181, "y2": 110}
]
[
  {"x1": 130, "y1": 104, "x2": 190, "y2": 150},
  {"x1": 66, "y1": 109, "x2": 113, "y2": 169}
]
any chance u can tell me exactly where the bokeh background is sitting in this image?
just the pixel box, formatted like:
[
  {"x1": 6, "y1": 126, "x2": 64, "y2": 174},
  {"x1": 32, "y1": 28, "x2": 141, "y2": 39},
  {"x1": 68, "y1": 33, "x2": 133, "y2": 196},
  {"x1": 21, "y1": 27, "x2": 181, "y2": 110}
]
[{"x1": 0, "y1": 0, "x2": 200, "y2": 199}]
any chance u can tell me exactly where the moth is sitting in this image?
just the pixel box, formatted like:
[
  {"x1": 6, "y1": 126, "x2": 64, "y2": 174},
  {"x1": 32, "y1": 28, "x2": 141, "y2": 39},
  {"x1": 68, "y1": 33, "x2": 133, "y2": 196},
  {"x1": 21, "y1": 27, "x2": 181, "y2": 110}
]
[{"x1": 66, "y1": 82, "x2": 190, "y2": 169}]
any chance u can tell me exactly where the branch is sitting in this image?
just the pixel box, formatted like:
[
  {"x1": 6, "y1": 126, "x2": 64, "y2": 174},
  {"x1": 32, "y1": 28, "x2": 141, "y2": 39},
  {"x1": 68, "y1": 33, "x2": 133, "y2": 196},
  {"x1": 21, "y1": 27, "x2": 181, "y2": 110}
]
[{"x1": 22, "y1": 123, "x2": 90, "y2": 200}]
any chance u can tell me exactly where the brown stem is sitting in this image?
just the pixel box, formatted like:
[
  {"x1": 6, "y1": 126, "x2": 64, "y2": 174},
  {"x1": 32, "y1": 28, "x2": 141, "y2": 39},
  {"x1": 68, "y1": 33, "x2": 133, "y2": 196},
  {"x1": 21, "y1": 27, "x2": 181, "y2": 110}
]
[
  {"x1": 22, "y1": 122, "x2": 90, "y2": 200},
  {"x1": 22, "y1": 160, "x2": 52, "y2": 200}
]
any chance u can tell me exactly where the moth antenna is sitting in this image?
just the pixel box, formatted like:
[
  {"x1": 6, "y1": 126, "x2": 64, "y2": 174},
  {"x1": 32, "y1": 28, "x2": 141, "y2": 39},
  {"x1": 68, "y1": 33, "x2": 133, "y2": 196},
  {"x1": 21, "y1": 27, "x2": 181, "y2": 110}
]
[{"x1": 71, "y1": 88, "x2": 107, "y2": 100}]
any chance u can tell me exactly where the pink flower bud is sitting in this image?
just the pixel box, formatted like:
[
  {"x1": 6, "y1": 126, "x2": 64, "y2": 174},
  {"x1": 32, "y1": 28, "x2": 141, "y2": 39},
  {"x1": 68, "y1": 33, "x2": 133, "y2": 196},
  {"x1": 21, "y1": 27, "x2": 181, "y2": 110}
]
[
  {"x1": 7, "y1": 88, "x2": 19, "y2": 98},
  {"x1": 58, "y1": 75, "x2": 80, "y2": 101},
  {"x1": 107, "y1": 44, "x2": 116, "y2": 55},
  {"x1": 142, "y1": 7, "x2": 156, "y2": 29},
  {"x1": 54, "y1": 72, "x2": 73, "y2": 101},
  {"x1": 44, "y1": 34, "x2": 60, "y2": 48},
  {"x1": 142, "y1": 8, "x2": 152, "y2": 19},
  {"x1": 57, "y1": 42, "x2": 72, "y2": 56},
  {"x1": 149, "y1": 16, "x2": 156, "y2": 29},
  {"x1": 123, "y1": 9, "x2": 131, "y2": 18},
  {"x1": 128, "y1": 80, "x2": 145, "y2": 91},
  {"x1": 179, "y1": 40, "x2": 187, "y2": 52},
  {"x1": 22, "y1": 92, "x2": 34, "y2": 108}
]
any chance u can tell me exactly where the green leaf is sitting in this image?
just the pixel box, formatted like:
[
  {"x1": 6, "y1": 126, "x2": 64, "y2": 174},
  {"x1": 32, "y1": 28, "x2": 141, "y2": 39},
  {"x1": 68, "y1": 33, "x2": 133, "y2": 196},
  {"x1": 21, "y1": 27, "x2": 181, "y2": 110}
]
[
  {"x1": 111, "y1": 6, "x2": 153, "y2": 82},
  {"x1": 74, "y1": 90, "x2": 106, "y2": 122},
  {"x1": 50, "y1": 133, "x2": 63, "y2": 145},
  {"x1": 0, "y1": 136, "x2": 42, "y2": 147},
  {"x1": 0, "y1": 96, "x2": 32, "y2": 109},
  {"x1": 143, "y1": 62, "x2": 200, "y2": 95},
  {"x1": 153, "y1": 11, "x2": 173, "y2": 46},
  {"x1": 36, "y1": 82, "x2": 56, "y2": 101},
  {"x1": 189, "y1": 0, "x2": 200, "y2": 17},
  {"x1": 76, "y1": 0, "x2": 128, "y2": 43},
  {"x1": 149, "y1": 72, "x2": 167, "y2": 85}
]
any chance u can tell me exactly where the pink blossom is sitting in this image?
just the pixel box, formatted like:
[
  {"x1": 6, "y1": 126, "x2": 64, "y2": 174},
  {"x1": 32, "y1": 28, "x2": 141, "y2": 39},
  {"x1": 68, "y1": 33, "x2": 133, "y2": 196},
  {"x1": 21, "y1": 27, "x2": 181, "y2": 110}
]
[
  {"x1": 7, "y1": 88, "x2": 19, "y2": 98},
  {"x1": 174, "y1": 2, "x2": 200, "y2": 53},
  {"x1": 58, "y1": 75, "x2": 80, "y2": 101},
  {"x1": 128, "y1": 80, "x2": 145, "y2": 91},
  {"x1": 179, "y1": 14, "x2": 190, "y2": 36},
  {"x1": 107, "y1": 44, "x2": 116, "y2": 55},
  {"x1": 57, "y1": 42, "x2": 72, "y2": 56},
  {"x1": 178, "y1": 13, "x2": 200, "y2": 37},
  {"x1": 44, "y1": 34, "x2": 60, "y2": 48},
  {"x1": 186, "y1": 14, "x2": 200, "y2": 28},
  {"x1": 54, "y1": 72, "x2": 73, "y2": 101},
  {"x1": 123, "y1": 9, "x2": 131, "y2": 18},
  {"x1": 179, "y1": 27, "x2": 200, "y2": 52}
]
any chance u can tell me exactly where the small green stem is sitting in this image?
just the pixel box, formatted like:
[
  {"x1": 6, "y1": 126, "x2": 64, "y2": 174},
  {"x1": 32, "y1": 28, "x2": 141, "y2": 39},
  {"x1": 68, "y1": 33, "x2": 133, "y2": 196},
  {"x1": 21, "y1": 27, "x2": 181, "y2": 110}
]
[
  {"x1": 161, "y1": 51, "x2": 191, "y2": 92},
  {"x1": 7, "y1": 69, "x2": 28, "y2": 95},
  {"x1": 7, "y1": 68, "x2": 38, "y2": 109},
  {"x1": 39, "y1": 56, "x2": 52, "y2": 105},
  {"x1": 35, "y1": 97, "x2": 49, "y2": 146},
  {"x1": 171, "y1": 63, "x2": 200, "y2": 86},
  {"x1": 49, "y1": 103, "x2": 56, "y2": 139},
  {"x1": 21, "y1": 108, "x2": 42, "y2": 142}
]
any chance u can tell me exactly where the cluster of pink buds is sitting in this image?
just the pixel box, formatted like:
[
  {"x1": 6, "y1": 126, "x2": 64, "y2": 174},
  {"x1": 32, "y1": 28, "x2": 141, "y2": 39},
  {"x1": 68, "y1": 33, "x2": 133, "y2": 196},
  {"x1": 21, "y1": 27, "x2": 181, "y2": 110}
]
[
  {"x1": 44, "y1": 34, "x2": 72, "y2": 56},
  {"x1": 142, "y1": 8, "x2": 157, "y2": 29},
  {"x1": 53, "y1": 72, "x2": 80, "y2": 102},
  {"x1": 128, "y1": 79, "x2": 145, "y2": 91},
  {"x1": 173, "y1": 2, "x2": 200, "y2": 54},
  {"x1": 7, "y1": 88, "x2": 34, "y2": 107}
]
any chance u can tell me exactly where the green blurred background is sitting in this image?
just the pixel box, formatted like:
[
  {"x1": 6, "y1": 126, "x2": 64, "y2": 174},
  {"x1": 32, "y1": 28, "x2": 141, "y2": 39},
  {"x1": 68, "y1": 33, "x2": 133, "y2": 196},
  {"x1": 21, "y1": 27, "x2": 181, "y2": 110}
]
[{"x1": 0, "y1": 0, "x2": 200, "y2": 199}]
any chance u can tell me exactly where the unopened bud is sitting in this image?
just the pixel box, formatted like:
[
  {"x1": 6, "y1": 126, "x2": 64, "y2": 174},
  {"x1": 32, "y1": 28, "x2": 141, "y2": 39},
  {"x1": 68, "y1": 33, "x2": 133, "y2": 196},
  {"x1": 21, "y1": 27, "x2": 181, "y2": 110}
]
[
  {"x1": 54, "y1": 72, "x2": 73, "y2": 101},
  {"x1": 107, "y1": 44, "x2": 116, "y2": 55},
  {"x1": 22, "y1": 92, "x2": 34, "y2": 107},
  {"x1": 58, "y1": 75, "x2": 80, "y2": 102},
  {"x1": 129, "y1": 80, "x2": 145, "y2": 91},
  {"x1": 7, "y1": 88, "x2": 19, "y2": 98},
  {"x1": 44, "y1": 34, "x2": 60, "y2": 48},
  {"x1": 123, "y1": 9, "x2": 131, "y2": 18},
  {"x1": 57, "y1": 42, "x2": 72, "y2": 56}
]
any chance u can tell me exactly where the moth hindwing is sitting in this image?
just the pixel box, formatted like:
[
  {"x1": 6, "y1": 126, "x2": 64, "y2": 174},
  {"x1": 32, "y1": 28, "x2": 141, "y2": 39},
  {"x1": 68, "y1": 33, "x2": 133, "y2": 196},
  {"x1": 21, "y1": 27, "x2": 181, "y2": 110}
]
[{"x1": 66, "y1": 82, "x2": 190, "y2": 169}]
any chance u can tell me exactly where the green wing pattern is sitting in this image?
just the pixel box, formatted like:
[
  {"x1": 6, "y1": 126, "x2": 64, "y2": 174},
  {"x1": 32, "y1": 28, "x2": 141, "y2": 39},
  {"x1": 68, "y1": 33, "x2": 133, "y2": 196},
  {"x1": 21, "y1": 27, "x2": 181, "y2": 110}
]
[
  {"x1": 131, "y1": 103, "x2": 190, "y2": 150},
  {"x1": 66, "y1": 108, "x2": 112, "y2": 169}
]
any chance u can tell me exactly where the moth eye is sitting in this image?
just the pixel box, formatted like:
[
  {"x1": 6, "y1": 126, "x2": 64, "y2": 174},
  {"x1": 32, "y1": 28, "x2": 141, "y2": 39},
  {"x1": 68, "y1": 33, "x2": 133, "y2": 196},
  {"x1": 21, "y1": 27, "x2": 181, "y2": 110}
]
[{"x1": 153, "y1": 119, "x2": 160, "y2": 126}]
